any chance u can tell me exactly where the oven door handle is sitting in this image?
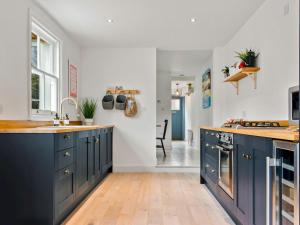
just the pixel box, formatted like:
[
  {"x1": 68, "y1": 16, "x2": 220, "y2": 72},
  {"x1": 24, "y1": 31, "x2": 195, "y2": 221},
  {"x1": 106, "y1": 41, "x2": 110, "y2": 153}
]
[{"x1": 216, "y1": 145, "x2": 230, "y2": 152}]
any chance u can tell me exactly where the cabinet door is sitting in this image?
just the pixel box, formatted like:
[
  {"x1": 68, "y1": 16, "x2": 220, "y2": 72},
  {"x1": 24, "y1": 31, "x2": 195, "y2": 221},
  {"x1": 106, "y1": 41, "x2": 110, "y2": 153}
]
[
  {"x1": 235, "y1": 135, "x2": 253, "y2": 225},
  {"x1": 91, "y1": 130, "x2": 101, "y2": 182},
  {"x1": 107, "y1": 128, "x2": 113, "y2": 167},
  {"x1": 55, "y1": 165, "x2": 75, "y2": 223},
  {"x1": 100, "y1": 129, "x2": 108, "y2": 176},
  {"x1": 76, "y1": 132, "x2": 92, "y2": 197},
  {"x1": 251, "y1": 137, "x2": 272, "y2": 225}
]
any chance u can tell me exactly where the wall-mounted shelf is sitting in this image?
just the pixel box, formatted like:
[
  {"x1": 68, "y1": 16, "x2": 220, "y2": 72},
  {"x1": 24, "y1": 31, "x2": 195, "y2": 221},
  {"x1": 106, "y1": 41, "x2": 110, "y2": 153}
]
[
  {"x1": 224, "y1": 67, "x2": 260, "y2": 95},
  {"x1": 106, "y1": 89, "x2": 140, "y2": 95}
]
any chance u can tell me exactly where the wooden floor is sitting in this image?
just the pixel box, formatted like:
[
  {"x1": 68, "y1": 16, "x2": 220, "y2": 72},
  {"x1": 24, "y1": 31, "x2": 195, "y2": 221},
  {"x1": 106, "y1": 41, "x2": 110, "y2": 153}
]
[{"x1": 63, "y1": 173, "x2": 234, "y2": 225}]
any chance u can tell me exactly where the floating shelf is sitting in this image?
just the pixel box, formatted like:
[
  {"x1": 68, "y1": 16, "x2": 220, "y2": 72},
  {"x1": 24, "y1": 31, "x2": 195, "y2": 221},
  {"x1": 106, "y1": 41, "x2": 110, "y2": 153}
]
[
  {"x1": 106, "y1": 89, "x2": 140, "y2": 95},
  {"x1": 224, "y1": 67, "x2": 260, "y2": 95}
]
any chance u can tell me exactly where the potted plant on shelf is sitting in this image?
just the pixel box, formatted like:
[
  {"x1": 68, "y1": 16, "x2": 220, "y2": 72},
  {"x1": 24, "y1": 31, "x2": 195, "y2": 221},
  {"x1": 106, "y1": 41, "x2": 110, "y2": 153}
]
[
  {"x1": 79, "y1": 98, "x2": 98, "y2": 125},
  {"x1": 221, "y1": 66, "x2": 230, "y2": 78},
  {"x1": 236, "y1": 49, "x2": 259, "y2": 68}
]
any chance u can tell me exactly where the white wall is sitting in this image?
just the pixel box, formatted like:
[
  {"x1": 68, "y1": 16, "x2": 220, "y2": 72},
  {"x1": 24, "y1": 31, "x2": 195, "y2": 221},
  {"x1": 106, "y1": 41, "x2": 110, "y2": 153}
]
[
  {"x1": 156, "y1": 71, "x2": 172, "y2": 148},
  {"x1": 212, "y1": 0, "x2": 299, "y2": 126},
  {"x1": 191, "y1": 58, "x2": 213, "y2": 147},
  {"x1": 80, "y1": 48, "x2": 157, "y2": 171},
  {"x1": 0, "y1": 0, "x2": 81, "y2": 120}
]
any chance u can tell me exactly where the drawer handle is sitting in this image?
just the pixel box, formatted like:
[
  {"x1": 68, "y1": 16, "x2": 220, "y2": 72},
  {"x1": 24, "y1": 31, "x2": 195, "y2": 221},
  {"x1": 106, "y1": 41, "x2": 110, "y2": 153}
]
[
  {"x1": 206, "y1": 143, "x2": 210, "y2": 147},
  {"x1": 205, "y1": 164, "x2": 210, "y2": 168},
  {"x1": 211, "y1": 133, "x2": 215, "y2": 136},
  {"x1": 211, "y1": 146, "x2": 215, "y2": 150},
  {"x1": 64, "y1": 135, "x2": 71, "y2": 140},
  {"x1": 95, "y1": 138, "x2": 100, "y2": 143},
  {"x1": 242, "y1": 153, "x2": 252, "y2": 160},
  {"x1": 211, "y1": 169, "x2": 215, "y2": 173},
  {"x1": 64, "y1": 151, "x2": 71, "y2": 157},
  {"x1": 64, "y1": 169, "x2": 71, "y2": 175}
]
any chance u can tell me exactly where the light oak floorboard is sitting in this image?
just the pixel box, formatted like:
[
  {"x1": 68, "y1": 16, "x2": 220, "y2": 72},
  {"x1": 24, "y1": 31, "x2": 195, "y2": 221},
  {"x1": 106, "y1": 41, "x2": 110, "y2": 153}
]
[{"x1": 63, "y1": 173, "x2": 235, "y2": 225}]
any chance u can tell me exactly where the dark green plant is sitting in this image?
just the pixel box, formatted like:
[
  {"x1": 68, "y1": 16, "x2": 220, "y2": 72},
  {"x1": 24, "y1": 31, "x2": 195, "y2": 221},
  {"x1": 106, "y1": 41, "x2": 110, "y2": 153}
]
[
  {"x1": 79, "y1": 98, "x2": 98, "y2": 119},
  {"x1": 235, "y1": 49, "x2": 260, "y2": 65},
  {"x1": 221, "y1": 66, "x2": 230, "y2": 76}
]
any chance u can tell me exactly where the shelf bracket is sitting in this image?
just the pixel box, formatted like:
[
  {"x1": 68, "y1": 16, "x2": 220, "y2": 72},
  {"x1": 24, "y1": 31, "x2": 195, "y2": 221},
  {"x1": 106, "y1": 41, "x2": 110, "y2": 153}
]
[
  {"x1": 248, "y1": 73, "x2": 257, "y2": 89},
  {"x1": 230, "y1": 82, "x2": 239, "y2": 95}
]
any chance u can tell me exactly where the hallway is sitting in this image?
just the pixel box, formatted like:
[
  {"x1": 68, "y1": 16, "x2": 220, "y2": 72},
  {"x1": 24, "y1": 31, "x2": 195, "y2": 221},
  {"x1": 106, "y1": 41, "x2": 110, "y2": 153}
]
[{"x1": 156, "y1": 141, "x2": 200, "y2": 167}]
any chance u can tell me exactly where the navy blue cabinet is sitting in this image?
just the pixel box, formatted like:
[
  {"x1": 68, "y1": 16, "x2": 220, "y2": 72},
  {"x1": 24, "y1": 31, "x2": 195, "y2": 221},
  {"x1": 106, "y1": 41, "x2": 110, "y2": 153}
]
[
  {"x1": 0, "y1": 127, "x2": 113, "y2": 225},
  {"x1": 200, "y1": 129, "x2": 273, "y2": 225},
  {"x1": 235, "y1": 135, "x2": 253, "y2": 225}
]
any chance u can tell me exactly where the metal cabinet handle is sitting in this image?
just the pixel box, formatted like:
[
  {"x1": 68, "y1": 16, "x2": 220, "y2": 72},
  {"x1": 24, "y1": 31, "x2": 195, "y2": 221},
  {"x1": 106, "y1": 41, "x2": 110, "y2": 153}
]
[
  {"x1": 64, "y1": 169, "x2": 71, "y2": 175},
  {"x1": 95, "y1": 138, "x2": 100, "y2": 143},
  {"x1": 242, "y1": 153, "x2": 252, "y2": 160},
  {"x1": 206, "y1": 143, "x2": 210, "y2": 147},
  {"x1": 211, "y1": 146, "x2": 215, "y2": 150},
  {"x1": 205, "y1": 164, "x2": 210, "y2": 168},
  {"x1": 64, "y1": 151, "x2": 71, "y2": 157},
  {"x1": 211, "y1": 132, "x2": 215, "y2": 136},
  {"x1": 64, "y1": 134, "x2": 71, "y2": 140},
  {"x1": 211, "y1": 169, "x2": 215, "y2": 173}
]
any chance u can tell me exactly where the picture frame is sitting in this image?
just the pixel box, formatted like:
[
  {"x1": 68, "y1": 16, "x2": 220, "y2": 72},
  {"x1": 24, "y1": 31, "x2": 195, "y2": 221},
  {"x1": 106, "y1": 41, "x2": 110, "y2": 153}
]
[
  {"x1": 202, "y1": 68, "x2": 211, "y2": 109},
  {"x1": 68, "y1": 60, "x2": 78, "y2": 99}
]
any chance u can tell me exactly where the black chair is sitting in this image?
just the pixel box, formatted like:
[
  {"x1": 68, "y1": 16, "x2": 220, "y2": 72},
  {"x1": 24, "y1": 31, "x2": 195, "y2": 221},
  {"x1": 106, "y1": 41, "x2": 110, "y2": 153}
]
[{"x1": 156, "y1": 120, "x2": 168, "y2": 157}]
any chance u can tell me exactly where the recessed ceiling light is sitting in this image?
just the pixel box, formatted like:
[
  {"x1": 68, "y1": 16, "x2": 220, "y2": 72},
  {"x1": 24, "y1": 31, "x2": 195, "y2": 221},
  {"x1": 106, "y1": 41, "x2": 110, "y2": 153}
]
[
  {"x1": 190, "y1": 18, "x2": 196, "y2": 23},
  {"x1": 106, "y1": 19, "x2": 114, "y2": 23}
]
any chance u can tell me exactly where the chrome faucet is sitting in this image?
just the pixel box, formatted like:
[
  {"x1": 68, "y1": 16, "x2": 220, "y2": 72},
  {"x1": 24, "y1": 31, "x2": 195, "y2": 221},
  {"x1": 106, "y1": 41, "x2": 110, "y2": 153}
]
[{"x1": 60, "y1": 97, "x2": 78, "y2": 120}]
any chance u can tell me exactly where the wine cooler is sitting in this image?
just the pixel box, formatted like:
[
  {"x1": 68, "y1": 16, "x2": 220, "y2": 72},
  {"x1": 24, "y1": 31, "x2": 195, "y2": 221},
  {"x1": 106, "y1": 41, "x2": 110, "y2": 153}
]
[{"x1": 267, "y1": 140, "x2": 299, "y2": 225}]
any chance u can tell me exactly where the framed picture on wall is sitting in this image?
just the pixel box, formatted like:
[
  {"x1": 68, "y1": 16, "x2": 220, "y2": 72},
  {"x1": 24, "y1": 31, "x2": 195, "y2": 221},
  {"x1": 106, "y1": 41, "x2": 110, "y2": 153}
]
[
  {"x1": 202, "y1": 68, "x2": 211, "y2": 109},
  {"x1": 68, "y1": 60, "x2": 78, "y2": 99}
]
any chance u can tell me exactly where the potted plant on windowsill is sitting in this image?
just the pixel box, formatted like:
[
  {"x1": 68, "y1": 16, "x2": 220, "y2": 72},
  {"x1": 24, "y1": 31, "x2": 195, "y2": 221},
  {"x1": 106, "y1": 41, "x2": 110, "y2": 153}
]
[{"x1": 79, "y1": 98, "x2": 98, "y2": 125}]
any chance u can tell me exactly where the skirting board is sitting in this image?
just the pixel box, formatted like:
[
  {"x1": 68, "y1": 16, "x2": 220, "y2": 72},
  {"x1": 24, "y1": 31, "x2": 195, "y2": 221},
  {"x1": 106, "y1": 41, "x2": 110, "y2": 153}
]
[{"x1": 113, "y1": 165, "x2": 200, "y2": 173}]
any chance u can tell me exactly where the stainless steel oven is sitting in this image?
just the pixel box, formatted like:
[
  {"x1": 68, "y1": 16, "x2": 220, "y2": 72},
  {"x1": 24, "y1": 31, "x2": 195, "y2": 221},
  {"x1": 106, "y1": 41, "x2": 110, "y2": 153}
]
[
  {"x1": 266, "y1": 140, "x2": 299, "y2": 225},
  {"x1": 217, "y1": 133, "x2": 234, "y2": 199}
]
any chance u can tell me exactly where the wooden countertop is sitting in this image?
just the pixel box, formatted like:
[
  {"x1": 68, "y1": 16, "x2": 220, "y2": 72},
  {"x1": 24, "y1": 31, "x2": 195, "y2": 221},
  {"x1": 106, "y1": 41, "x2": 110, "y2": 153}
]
[
  {"x1": 201, "y1": 126, "x2": 299, "y2": 142},
  {"x1": 0, "y1": 125, "x2": 114, "y2": 134}
]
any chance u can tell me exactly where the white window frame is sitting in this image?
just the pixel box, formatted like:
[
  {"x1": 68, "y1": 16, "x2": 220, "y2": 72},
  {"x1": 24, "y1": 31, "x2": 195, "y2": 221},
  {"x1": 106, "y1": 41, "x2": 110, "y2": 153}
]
[{"x1": 29, "y1": 16, "x2": 61, "y2": 119}]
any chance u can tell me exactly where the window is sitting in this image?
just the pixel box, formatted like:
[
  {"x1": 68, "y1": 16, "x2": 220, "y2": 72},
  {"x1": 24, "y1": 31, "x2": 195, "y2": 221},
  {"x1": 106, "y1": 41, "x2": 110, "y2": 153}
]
[
  {"x1": 171, "y1": 99, "x2": 180, "y2": 111},
  {"x1": 31, "y1": 20, "x2": 60, "y2": 116}
]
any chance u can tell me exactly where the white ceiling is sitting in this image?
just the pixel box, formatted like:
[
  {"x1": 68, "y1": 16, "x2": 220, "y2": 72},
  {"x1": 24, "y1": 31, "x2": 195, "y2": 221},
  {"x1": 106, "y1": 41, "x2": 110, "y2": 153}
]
[
  {"x1": 35, "y1": 0, "x2": 266, "y2": 50},
  {"x1": 157, "y1": 50, "x2": 212, "y2": 77}
]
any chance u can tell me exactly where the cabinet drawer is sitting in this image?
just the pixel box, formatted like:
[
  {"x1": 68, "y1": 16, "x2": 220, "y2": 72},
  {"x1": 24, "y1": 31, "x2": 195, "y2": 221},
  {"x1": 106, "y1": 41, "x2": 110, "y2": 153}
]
[
  {"x1": 204, "y1": 130, "x2": 218, "y2": 144},
  {"x1": 55, "y1": 148, "x2": 74, "y2": 171},
  {"x1": 56, "y1": 133, "x2": 74, "y2": 150},
  {"x1": 205, "y1": 142, "x2": 219, "y2": 160},
  {"x1": 204, "y1": 155, "x2": 218, "y2": 183},
  {"x1": 55, "y1": 165, "x2": 75, "y2": 221}
]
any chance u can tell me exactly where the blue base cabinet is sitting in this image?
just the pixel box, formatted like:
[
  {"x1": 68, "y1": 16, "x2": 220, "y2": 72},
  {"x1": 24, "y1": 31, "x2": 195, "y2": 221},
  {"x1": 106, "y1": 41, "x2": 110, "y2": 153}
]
[
  {"x1": 200, "y1": 129, "x2": 272, "y2": 225},
  {"x1": 0, "y1": 127, "x2": 113, "y2": 225}
]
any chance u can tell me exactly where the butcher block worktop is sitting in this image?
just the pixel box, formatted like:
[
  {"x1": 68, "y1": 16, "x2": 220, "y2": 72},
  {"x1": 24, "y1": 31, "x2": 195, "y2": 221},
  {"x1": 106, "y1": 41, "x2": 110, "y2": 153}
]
[
  {"x1": 201, "y1": 126, "x2": 299, "y2": 142},
  {"x1": 0, "y1": 120, "x2": 114, "y2": 133}
]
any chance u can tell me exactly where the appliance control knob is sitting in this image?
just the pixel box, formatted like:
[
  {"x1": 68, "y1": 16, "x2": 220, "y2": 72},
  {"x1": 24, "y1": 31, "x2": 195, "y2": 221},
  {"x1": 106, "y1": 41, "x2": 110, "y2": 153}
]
[{"x1": 216, "y1": 133, "x2": 220, "y2": 138}]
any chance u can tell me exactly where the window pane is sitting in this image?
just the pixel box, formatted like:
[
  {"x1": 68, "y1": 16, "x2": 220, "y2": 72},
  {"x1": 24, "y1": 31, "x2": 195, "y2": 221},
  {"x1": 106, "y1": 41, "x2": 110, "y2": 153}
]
[
  {"x1": 31, "y1": 73, "x2": 40, "y2": 109},
  {"x1": 44, "y1": 75, "x2": 57, "y2": 112},
  {"x1": 171, "y1": 99, "x2": 180, "y2": 110},
  {"x1": 31, "y1": 33, "x2": 37, "y2": 67},
  {"x1": 40, "y1": 38, "x2": 54, "y2": 74}
]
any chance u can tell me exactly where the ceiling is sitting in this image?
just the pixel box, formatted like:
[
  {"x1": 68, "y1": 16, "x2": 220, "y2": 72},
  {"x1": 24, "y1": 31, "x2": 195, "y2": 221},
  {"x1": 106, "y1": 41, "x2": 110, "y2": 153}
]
[
  {"x1": 35, "y1": 0, "x2": 266, "y2": 50},
  {"x1": 157, "y1": 50, "x2": 212, "y2": 77}
]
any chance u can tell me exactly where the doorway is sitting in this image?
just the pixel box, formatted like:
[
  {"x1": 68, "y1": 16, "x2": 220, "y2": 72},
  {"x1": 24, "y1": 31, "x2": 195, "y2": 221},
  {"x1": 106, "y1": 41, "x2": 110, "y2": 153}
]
[{"x1": 171, "y1": 96, "x2": 185, "y2": 140}]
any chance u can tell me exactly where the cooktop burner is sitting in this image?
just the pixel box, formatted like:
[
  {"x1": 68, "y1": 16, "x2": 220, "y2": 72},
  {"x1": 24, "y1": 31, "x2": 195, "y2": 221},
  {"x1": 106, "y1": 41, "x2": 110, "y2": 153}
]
[{"x1": 222, "y1": 121, "x2": 287, "y2": 129}]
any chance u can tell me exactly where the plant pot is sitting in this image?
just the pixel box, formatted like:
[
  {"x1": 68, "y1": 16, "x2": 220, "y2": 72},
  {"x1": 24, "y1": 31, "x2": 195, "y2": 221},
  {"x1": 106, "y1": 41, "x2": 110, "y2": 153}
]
[
  {"x1": 247, "y1": 52, "x2": 256, "y2": 67},
  {"x1": 84, "y1": 118, "x2": 94, "y2": 126}
]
